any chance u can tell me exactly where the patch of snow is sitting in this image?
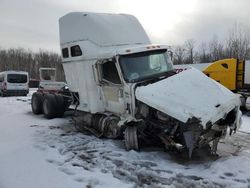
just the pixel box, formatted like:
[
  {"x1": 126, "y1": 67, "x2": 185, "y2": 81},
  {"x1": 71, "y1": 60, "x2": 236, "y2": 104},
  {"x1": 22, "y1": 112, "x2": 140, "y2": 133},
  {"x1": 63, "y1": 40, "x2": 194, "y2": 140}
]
[
  {"x1": 0, "y1": 95, "x2": 131, "y2": 188},
  {"x1": 240, "y1": 115, "x2": 250, "y2": 133},
  {"x1": 1, "y1": 93, "x2": 250, "y2": 188}
]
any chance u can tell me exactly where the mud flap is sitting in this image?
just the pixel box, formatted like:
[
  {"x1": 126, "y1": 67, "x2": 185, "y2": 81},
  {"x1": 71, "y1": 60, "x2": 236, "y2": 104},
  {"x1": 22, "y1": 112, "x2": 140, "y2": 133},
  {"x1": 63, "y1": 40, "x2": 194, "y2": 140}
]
[
  {"x1": 211, "y1": 138, "x2": 219, "y2": 155},
  {"x1": 183, "y1": 131, "x2": 195, "y2": 158}
]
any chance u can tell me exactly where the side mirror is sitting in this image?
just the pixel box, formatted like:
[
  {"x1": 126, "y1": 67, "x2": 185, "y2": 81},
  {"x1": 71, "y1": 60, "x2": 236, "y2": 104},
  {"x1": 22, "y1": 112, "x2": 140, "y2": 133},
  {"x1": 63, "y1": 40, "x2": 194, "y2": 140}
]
[{"x1": 168, "y1": 50, "x2": 173, "y2": 60}]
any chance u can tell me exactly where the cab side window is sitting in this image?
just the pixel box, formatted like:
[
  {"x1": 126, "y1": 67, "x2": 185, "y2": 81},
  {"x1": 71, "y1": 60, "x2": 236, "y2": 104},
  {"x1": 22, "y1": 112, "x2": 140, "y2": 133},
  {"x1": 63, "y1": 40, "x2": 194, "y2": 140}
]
[
  {"x1": 62, "y1": 48, "x2": 69, "y2": 58},
  {"x1": 71, "y1": 45, "x2": 82, "y2": 57},
  {"x1": 101, "y1": 60, "x2": 121, "y2": 84}
]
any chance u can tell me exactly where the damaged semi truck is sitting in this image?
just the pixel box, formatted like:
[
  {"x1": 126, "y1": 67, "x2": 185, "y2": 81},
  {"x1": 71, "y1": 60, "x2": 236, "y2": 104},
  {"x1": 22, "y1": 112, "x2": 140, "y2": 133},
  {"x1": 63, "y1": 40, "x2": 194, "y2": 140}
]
[{"x1": 31, "y1": 12, "x2": 242, "y2": 157}]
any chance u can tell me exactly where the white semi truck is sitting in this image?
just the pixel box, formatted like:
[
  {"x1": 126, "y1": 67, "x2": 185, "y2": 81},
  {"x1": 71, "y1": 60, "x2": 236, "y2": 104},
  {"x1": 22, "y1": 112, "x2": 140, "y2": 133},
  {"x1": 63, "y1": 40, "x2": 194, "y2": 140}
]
[{"x1": 32, "y1": 12, "x2": 242, "y2": 157}]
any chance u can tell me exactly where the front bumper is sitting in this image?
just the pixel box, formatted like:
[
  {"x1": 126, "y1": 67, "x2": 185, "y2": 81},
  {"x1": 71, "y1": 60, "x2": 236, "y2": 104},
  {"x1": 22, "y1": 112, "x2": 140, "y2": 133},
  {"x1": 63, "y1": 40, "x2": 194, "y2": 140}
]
[{"x1": 4, "y1": 89, "x2": 29, "y2": 96}]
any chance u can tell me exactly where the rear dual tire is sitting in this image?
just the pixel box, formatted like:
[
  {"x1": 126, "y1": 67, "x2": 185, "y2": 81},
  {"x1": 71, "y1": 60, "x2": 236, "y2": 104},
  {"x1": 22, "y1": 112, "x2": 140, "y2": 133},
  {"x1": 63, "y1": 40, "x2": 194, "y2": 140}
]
[
  {"x1": 54, "y1": 94, "x2": 66, "y2": 117},
  {"x1": 43, "y1": 94, "x2": 57, "y2": 119},
  {"x1": 31, "y1": 92, "x2": 66, "y2": 119},
  {"x1": 31, "y1": 92, "x2": 43, "y2": 114},
  {"x1": 43, "y1": 94, "x2": 66, "y2": 119}
]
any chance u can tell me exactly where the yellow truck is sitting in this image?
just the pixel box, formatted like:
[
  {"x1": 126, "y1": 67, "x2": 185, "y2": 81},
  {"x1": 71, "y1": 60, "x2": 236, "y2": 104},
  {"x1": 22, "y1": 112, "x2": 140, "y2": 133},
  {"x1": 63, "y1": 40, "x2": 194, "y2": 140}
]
[
  {"x1": 202, "y1": 59, "x2": 245, "y2": 91},
  {"x1": 174, "y1": 58, "x2": 250, "y2": 110}
]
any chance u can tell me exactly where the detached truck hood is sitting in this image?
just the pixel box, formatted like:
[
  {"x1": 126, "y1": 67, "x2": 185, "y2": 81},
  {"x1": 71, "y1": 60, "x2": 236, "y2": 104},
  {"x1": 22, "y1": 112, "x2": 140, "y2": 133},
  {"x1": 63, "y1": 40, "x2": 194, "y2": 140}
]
[{"x1": 135, "y1": 68, "x2": 240, "y2": 127}]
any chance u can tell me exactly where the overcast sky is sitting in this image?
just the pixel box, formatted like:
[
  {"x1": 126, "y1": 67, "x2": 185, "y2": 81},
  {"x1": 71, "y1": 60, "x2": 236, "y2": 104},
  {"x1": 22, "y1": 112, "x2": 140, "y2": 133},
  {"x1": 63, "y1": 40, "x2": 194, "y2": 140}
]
[{"x1": 0, "y1": 0, "x2": 250, "y2": 53}]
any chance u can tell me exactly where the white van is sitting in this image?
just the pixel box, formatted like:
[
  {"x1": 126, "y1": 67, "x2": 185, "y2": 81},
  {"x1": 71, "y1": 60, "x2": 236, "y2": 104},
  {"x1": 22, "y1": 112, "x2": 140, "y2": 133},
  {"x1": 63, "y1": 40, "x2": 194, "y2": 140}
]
[{"x1": 0, "y1": 71, "x2": 29, "y2": 96}]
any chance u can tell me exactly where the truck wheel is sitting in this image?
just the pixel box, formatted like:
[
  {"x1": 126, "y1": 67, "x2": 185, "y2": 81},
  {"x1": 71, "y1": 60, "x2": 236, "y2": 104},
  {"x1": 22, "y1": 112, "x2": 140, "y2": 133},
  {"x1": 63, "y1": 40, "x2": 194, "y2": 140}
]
[
  {"x1": 63, "y1": 96, "x2": 71, "y2": 110},
  {"x1": 31, "y1": 92, "x2": 43, "y2": 114},
  {"x1": 43, "y1": 94, "x2": 57, "y2": 119},
  {"x1": 245, "y1": 97, "x2": 250, "y2": 111},
  {"x1": 54, "y1": 94, "x2": 65, "y2": 117},
  {"x1": 124, "y1": 126, "x2": 139, "y2": 151}
]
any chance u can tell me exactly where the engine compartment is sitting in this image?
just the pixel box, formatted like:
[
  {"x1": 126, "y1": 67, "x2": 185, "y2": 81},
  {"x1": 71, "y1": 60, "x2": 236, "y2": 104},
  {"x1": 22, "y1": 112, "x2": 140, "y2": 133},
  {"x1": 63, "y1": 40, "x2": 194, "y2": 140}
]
[{"x1": 133, "y1": 101, "x2": 239, "y2": 157}]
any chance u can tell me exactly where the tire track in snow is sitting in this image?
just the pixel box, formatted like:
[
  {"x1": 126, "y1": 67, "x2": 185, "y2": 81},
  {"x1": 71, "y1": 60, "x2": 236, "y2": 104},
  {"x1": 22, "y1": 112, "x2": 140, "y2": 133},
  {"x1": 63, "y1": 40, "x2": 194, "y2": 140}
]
[{"x1": 31, "y1": 121, "x2": 250, "y2": 188}]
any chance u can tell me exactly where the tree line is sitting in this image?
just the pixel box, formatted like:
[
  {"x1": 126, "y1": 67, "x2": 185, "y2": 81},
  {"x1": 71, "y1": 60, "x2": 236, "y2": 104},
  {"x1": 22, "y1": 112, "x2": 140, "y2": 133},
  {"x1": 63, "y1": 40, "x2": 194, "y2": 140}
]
[
  {"x1": 0, "y1": 23, "x2": 249, "y2": 79},
  {"x1": 0, "y1": 48, "x2": 65, "y2": 81},
  {"x1": 172, "y1": 23, "x2": 250, "y2": 64}
]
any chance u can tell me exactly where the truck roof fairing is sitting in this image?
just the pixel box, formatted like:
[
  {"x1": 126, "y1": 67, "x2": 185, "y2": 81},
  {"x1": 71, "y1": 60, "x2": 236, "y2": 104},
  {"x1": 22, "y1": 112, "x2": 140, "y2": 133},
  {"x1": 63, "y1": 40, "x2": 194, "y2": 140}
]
[{"x1": 59, "y1": 12, "x2": 151, "y2": 47}]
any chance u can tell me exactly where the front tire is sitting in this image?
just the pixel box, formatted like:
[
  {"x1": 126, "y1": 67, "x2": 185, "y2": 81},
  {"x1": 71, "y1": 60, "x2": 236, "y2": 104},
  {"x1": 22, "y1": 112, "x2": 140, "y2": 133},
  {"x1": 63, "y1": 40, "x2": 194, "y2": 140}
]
[
  {"x1": 31, "y1": 92, "x2": 43, "y2": 114},
  {"x1": 124, "y1": 126, "x2": 139, "y2": 151}
]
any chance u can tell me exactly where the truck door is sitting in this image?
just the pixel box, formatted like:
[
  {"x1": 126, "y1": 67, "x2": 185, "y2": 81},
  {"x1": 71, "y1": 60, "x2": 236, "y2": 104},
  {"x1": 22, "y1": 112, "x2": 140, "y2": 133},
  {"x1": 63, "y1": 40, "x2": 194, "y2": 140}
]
[{"x1": 99, "y1": 59, "x2": 125, "y2": 114}]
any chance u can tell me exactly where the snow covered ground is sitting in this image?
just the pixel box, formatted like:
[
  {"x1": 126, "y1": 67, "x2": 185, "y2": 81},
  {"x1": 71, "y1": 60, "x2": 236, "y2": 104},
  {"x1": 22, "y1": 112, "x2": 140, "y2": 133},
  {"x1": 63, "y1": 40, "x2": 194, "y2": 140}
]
[{"x1": 0, "y1": 92, "x2": 250, "y2": 188}]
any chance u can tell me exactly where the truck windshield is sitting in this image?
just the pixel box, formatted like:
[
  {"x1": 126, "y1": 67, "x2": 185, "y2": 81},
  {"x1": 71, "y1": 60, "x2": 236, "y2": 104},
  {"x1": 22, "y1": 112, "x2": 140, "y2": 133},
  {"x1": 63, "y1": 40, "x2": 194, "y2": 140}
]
[
  {"x1": 7, "y1": 74, "x2": 27, "y2": 83},
  {"x1": 119, "y1": 49, "x2": 174, "y2": 82}
]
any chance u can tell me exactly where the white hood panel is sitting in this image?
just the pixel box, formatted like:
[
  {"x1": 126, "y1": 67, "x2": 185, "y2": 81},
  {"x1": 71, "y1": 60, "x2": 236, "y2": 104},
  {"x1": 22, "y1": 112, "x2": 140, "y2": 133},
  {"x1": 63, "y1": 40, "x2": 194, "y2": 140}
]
[{"x1": 135, "y1": 68, "x2": 240, "y2": 127}]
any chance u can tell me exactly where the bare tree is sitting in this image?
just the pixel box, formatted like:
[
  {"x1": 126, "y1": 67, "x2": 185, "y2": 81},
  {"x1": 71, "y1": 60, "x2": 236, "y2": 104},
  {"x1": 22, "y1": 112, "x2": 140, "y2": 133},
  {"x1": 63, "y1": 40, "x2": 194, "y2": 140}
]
[
  {"x1": 171, "y1": 23, "x2": 250, "y2": 64},
  {"x1": 0, "y1": 48, "x2": 65, "y2": 81},
  {"x1": 198, "y1": 42, "x2": 211, "y2": 63},
  {"x1": 209, "y1": 35, "x2": 225, "y2": 61},
  {"x1": 226, "y1": 23, "x2": 250, "y2": 59},
  {"x1": 173, "y1": 45, "x2": 185, "y2": 64},
  {"x1": 185, "y1": 39, "x2": 196, "y2": 64}
]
